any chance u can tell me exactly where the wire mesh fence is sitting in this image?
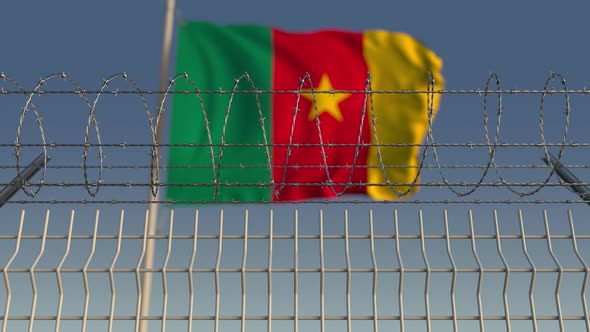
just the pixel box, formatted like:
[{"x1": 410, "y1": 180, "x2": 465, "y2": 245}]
[
  {"x1": 1, "y1": 72, "x2": 590, "y2": 331},
  {"x1": 0, "y1": 208, "x2": 589, "y2": 332}
]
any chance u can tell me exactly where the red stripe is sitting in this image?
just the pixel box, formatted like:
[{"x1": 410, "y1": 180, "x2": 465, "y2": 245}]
[{"x1": 271, "y1": 29, "x2": 370, "y2": 201}]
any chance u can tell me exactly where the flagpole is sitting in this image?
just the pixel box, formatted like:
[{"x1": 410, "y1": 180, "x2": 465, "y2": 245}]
[{"x1": 140, "y1": 0, "x2": 176, "y2": 331}]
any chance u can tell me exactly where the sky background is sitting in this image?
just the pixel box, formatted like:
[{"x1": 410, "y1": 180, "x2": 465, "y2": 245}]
[{"x1": 1, "y1": 0, "x2": 590, "y2": 331}]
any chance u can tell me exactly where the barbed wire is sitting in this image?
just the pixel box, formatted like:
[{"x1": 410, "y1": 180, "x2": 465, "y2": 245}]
[
  {"x1": 1, "y1": 71, "x2": 585, "y2": 203},
  {"x1": 1, "y1": 163, "x2": 589, "y2": 169},
  {"x1": 2, "y1": 143, "x2": 590, "y2": 147}
]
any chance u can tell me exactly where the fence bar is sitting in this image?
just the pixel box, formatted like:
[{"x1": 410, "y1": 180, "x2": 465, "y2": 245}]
[
  {"x1": 444, "y1": 210, "x2": 459, "y2": 332},
  {"x1": 108, "y1": 212, "x2": 124, "y2": 332},
  {"x1": 369, "y1": 210, "x2": 379, "y2": 332},
  {"x1": 28, "y1": 211, "x2": 49, "y2": 332},
  {"x1": 214, "y1": 211, "x2": 223, "y2": 332},
  {"x1": 268, "y1": 210, "x2": 273, "y2": 332},
  {"x1": 161, "y1": 211, "x2": 173, "y2": 332},
  {"x1": 1, "y1": 211, "x2": 24, "y2": 332},
  {"x1": 519, "y1": 210, "x2": 538, "y2": 332},
  {"x1": 240, "y1": 211, "x2": 248, "y2": 332},
  {"x1": 344, "y1": 210, "x2": 352, "y2": 332},
  {"x1": 569, "y1": 210, "x2": 590, "y2": 331},
  {"x1": 54, "y1": 211, "x2": 74, "y2": 332},
  {"x1": 494, "y1": 210, "x2": 511, "y2": 332},
  {"x1": 419, "y1": 211, "x2": 431, "y2": 332},
  {"x1": 469, "y1": 210, "x2": 485, "y2": 332},
  {"x1": 135, "y1": 211, "x2": 149, "y2": 332},
  {"x1": 319, "y1": 210, "x2": 325, "y2": 332},
  {"x1": 544, "y1": 210, "x2": 564, "y2": 332},
  {"x1": 188, "y1": 210, "x2": 198, "y2": 332},
  {"x1": 394, "y1": 210, "x2": 405, "y2": 332},
  {"x1": 294, "y1": 210, "x2": 299, "y2": 332}
]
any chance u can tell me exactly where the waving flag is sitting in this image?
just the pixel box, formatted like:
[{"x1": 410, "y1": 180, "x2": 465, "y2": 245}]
[{"x1": 167, "y1": 21, "x2": 443, "y2": 202}]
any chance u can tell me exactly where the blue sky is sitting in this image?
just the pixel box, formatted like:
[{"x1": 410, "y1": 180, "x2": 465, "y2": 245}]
[{"x1": 4, "y1": 0, "x2": 590, "y2": 86}]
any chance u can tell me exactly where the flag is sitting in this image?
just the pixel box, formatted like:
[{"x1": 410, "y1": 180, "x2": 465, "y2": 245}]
[{"x1": 166, "y1": 21, "x2": 443, "y2": 203}]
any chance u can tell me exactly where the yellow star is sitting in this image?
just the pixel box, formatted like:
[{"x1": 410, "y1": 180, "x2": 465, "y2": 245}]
[{"x1": 302, "y1": 74, "x2": 351, "y2": 123}]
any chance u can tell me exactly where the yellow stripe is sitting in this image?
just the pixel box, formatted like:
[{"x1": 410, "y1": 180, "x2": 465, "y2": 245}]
[{"x1": 363, "y1": 30, "x2": 444, "y2": 200}]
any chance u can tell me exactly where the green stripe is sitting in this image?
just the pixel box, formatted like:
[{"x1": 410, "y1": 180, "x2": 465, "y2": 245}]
[{"x1": 166, "y1": 22, "x2": 272, "y2": 202}]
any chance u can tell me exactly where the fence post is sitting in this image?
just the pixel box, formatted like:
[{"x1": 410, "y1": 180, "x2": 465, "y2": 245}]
[{"x1": 141, "y1": 0, "x2": 176, "y2": 331}]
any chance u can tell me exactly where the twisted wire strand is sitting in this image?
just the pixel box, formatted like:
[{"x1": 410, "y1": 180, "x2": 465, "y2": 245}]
[
  {"x1": 4, "y1": 181, "x2": 590, "y2": 188},
  {"x1": 166, "y1": 73, "x2": 217, "y2": 197},
  {"x1": 0, "y1": 163, "x2": 589, "y2": 170},
  {"x1": 369, "y1": 73, "x2": 429, "y2": 197},
  {"x1": 12, "y1": 73, "x2": 96, "y2": 197},
  {"x1": 429, "y1": 73, "x2": 500, "y2": 197},
  {"x1": 4, "y1": 88, "x2": 590, "y2": 95},
  {"x1": 23, "y1": 73, "x2": 103, "y2": 197},
  {"x1": 96, "y1": 73, "x2": 157, "y2": 196},
  {"x1": 1, "y1": 72, "x2": 587, "y2": 202},
  {"x1": 213, "y1": 73, "x2": 272, "y2": 199},
  {"x1": 497, "y1": 73, "x2": 571, "y2": 196},
  {"x1": 278, "y1": 73, "x2": 369, "y2": 198},
  {"x1": 3, "y1": 74, "x2": 48, "y2": 198},
  {"x1": 0, "y1": 142, "x2": 587, "y2": 147}
]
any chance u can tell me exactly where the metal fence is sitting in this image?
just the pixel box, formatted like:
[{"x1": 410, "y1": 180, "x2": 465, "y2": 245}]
[
  {"x1": 1, "y1": 73, "x2": 590, "y2": 331},
  {"x1": 1, "y1": 208, "x2": 589, "y2": 332}
]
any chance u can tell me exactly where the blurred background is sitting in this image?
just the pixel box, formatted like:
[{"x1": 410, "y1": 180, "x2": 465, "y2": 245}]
[{"x1": 1, "y1": 0, "x2": 590, "y2": 331}]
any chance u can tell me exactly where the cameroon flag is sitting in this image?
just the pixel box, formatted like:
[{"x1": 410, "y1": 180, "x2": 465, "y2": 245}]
[{"x1": 167, "y1": 21, "x2": 443, "y2": 203}]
